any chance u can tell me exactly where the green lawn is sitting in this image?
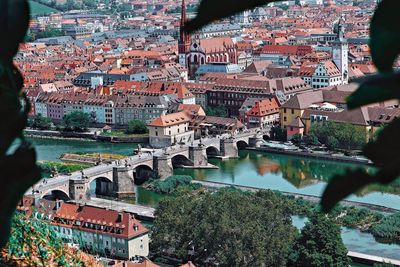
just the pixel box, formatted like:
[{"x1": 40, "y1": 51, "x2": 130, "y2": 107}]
[
  {"x1": 29, "y1": 1, "x2": 59, "y2": 16},
  {"x1": 100, "y1": 130, "x2": 149, "y2": 138}
]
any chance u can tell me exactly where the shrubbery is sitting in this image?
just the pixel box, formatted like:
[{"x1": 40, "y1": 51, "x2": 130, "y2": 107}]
[
  {"x1": 39, "y1": 161, "x2": 89, "y2": 177},
  {"x1": 371, "y1": 213, "x2": 400, "y2": 241},
  {"x1": 147, "y1": 175, "x2": 197, "y2": 194},
  {"x1": 309, "y1": 121, "x2": 367, "y2": 150}
]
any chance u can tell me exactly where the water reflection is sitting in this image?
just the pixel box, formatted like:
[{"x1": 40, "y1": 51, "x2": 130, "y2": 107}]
[{"x1": 175, "y1": 150, "x2": 400, "y2": 209}]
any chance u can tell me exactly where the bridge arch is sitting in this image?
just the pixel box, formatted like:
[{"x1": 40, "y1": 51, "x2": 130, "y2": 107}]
[
  {"x1": 206, "y1": 146, "x2": 220, "y2": 157},
  {"x1": 263, "y1": 134, "x2": 271, "y2": 141},
  {"x1": 134, "y1": 164, "x2": 154, "y2": 185},
  {"x1": 171, "y1": 154, "x2": 193, "y2": 168},
  {"x1": 89, "y1": 174, "x2": 113, "y2": 185},
  {"x1": 236, "y1": 140, "x2": 248, "y2": 150},
  {"x1": 89, "y1": 176, "x2": 113, "y2": 197},
  {"x1": 42, "y1": 189, "x2": 70, "y2": 201}
]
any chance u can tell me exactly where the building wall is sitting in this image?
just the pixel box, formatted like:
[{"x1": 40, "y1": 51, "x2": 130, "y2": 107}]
[
  {"x1": 280, "y1": 108, "x2": 303, "y2": 129},
  {"x1": 35, "y1": 102, "x2": 48, "y2": 117},
  {"x1": 84, "y1": 105, "x2": 106, "y2": 124},
  {"x1": 127, "y1": 234, "x2": 149, "y2": 258}
]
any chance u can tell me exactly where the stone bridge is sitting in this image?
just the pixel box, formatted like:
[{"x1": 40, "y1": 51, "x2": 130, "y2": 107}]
[{"x1": 29, "y1": 132, "x2": 264, "y2": 202}]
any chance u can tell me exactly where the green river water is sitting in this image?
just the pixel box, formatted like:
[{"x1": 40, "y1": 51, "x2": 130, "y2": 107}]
[{"x1": 29, "y1": 138, "x2": 400, "y2": 260}]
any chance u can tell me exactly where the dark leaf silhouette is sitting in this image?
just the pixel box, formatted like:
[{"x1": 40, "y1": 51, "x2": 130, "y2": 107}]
[
  {"x1": 347, "y1": 73, "x2": 400, "y2": 109},
  {"x1": 184, "y1": 0, "x2": 282, "y2": 33},
  {"x1": 0, "y1": 0, "x2": 42, "y2": 249},
  {"x1": 363, "y1": 119, "x2": 400, "y2": 169},
  {"x1": 0, "y1": 0, "x2": 30, "y2": 61},
  {"x1": 322, "y1": 120, "x2": 400, "y2": 212},
  {"x1": 322, "y1": 152, "x2": 400, "y2": 212},
  {"x1": 370, "y1": 0, "x2": 400, "y2": 72}
]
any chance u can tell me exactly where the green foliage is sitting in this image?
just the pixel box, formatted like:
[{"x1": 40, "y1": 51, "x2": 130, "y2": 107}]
[
  {"x1": 303, "y1": 132, "x2": 319, "y2": 146},
  {"x1": 2, "y1": 213, "x2": 84, "y2": 266},
  {"x1": 371, "y1": 213, "x2": 400, "y2": 241},
  {"x1": 291, "y1": 134, "x2": 302, "y2": 144},
  {"x1": 62, "y1": 111, "x2": 91, "y2": 132},
  {"x1": 288, "y1": 213, "x2": 350, "y2": 267},
  {"x1": 152, "y1": 189, "x2": 296, "y2": 266},
  {"x1": 31, "y1": 114, "x2": 52, "y2": 130},
  {"x1": 29, "y1": 0, "x2": 59, "y2": 16},
  {"x1": 38, "y1": 161, "x2": 90, "y2": 177},
  {"x1": 205, "y1": 105, "x2": 227, "y2": 117},
  {"x1": 310, "y1": 121, "x2": 366, "y2": 150},
  {"x1": 147, "y1": 175, "x2": 194, "y2": 194},
  {"x1": 270, "y1": 126, "x2": 286, "y2": 141},
  {"x1": 340, "y1": 207, "x2": 383, "y2": 228},
  {"x1": 126, "y1": 119, "x2": 149, "y2": 134}
]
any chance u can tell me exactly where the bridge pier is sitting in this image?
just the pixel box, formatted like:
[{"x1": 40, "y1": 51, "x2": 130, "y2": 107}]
[
  {"x1": 153, "y1": 155, "x2": 173, "y2": 180},
  {"x1": 220, "y1": 138, "x2": 238, "y2": 158},
  {"x1": 189, "y1": 145, "x2": 208, "y2": 167},
  {"x1": 70, "y1": 179, "x2": 89, "y2": 201},
  {"x1": 113, "y1": 167, "x2": 135, "y2": 198}
]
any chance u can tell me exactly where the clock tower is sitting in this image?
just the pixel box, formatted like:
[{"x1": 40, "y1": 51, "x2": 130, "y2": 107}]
[{"x1": 332, "y1": 16, "x2": 348, "y2": 84}]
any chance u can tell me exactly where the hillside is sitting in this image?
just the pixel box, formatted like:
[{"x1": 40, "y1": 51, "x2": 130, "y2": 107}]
[{"x1": 29, "y1": 1, "x2": 59, "y2": 16}]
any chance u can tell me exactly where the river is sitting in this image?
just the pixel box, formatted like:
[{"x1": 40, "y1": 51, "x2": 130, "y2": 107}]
[{"x1": 29, "y1": 138, "x2": 400, "y2": 260}]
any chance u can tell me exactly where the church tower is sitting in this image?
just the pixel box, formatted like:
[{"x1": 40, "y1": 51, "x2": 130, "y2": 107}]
[
  {"x1": 178, "y1": 0, "x2": 191, "y2": 68},
  {"x1": 332, "y1": 16, "x2": 348, "y2": 84}
]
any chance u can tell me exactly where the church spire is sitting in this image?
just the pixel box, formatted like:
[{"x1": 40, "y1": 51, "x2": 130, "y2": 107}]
[{"x1": 178, "y1": 0, "x2": 191, "y2": 67}]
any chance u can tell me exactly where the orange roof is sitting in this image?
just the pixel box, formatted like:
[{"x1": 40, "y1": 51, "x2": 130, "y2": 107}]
[
  {"x1": 148, "y1": 111, "x2": 190, "y2": 127},
  {"x1": 246, "y1": 98, "x2": 280, "y2": 117}
]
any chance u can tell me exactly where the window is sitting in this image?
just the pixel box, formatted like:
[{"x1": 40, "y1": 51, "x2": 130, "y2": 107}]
[
  {"x1": 284, "y1": 108, "x2": 287, "y2": 113},
  {"x1": 284, "y1": 116, "x2": 287, "y2": 122},
  {"x1": 291, "y1": 109, "x2": 294, "y2": 114}
]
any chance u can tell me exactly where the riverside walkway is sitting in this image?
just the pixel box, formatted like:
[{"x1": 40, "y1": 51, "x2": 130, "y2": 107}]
[
  {"x1": 193, "y1": 180, "x2": 400, "y2": 214},
  {"x1": 348, "y1": 251, "x2": 400, "y2": 266}
]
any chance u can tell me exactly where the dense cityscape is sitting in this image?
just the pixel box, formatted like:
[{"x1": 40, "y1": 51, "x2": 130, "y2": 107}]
[{"x1": 2, "y1": 0, "x2": 400, "y2": 266}]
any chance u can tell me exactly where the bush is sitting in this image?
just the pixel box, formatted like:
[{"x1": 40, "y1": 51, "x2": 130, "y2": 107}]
[
  {"x1": 371, "y1": 213, "x2": 400, "y2": 241},
  {"x1": 291, "y1": 134, "x2": 302, "y2": 144},
  {"x1": 310, "y1": 121, "x2": 366, "y2": 150},
  {"x1": 126, "y1": 120, "x2": 148, "y2": 134},
  {"x1": 148, "y1": 175, "x2": 193, "y2": 194},
  {"x1": 62, "y1": 111, "x2": 90, "y2": 132},
  {"x1": 31, "y1": 114, "x2": 52, "y2": 130},
  {"x1": 39, "y1": 161, "x2": 89, "y2": 177}
]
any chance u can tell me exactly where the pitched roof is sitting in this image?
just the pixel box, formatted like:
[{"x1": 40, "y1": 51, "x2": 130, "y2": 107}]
[
  {"x1": 148, "y1": 111, "x2": 190, "y2": 127},
  {"x1": 246, "y1": 98, "x2": 280, "y2": 117}
]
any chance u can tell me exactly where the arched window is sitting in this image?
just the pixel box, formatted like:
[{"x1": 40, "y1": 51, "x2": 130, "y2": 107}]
[
  {"x1": 193, "y1": 54, "x2": 198, "y2": 63},
  {"x1": 201, "y1": 57, "x2": 205, "y2": 64}
]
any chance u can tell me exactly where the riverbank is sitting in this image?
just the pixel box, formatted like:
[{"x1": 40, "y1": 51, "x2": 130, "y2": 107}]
[
  {"x1": 247, "y1": 146, "x2": 372, "y2": 165},
  {"x1": 24, "y1": 129, "x2": 149, "y2": 143},
  {"x1": 192, "y1": 180, "x2": 398, "y2": 214}
]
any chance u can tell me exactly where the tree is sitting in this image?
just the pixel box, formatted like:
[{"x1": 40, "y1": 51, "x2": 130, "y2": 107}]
[
  {"x1": 291, "y1": 134, "x2": 302, "y2": 144},
  {"x1": 205, "y1": 105, "x2": 227, "y2": 117},
  {"x1": 126, "y1": 119, "x2": 148, "y2": 134},
  {"x1": 310, "y1": 121, "x2": 366, "y2": 150},
  {"x1": 270, "y1": 126, "x2": 286, "y2": 141},
  {"x1": 304, "y1": 132, "x2": 319, "y2": 146},
  {"x1": 31, "y1": 114, "x2": 52, "y2": 130},
  {"x1": 288, "y1": 213, "x2": 350, "y2": 267},
  {"x1": 62, "y1": 111, "x2": 90, "y2": 132},
  {"x1": 152, "y1": 189, "x2": 296, "y2": 266}
]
